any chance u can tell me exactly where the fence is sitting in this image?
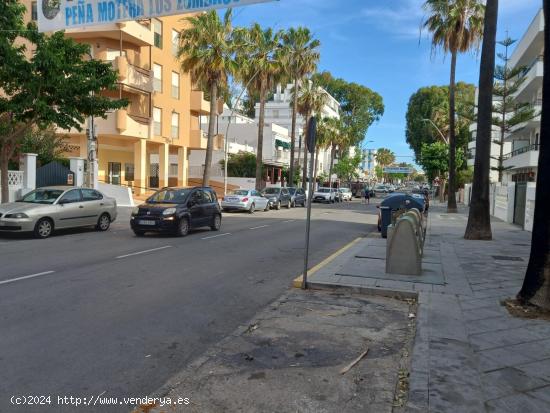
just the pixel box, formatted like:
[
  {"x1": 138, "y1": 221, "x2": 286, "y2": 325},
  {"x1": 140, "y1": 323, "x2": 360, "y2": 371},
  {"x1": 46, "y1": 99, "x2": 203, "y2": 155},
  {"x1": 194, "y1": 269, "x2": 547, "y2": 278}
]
[{"x1": 0, "y1": 171, "x2": 25, "y2": 202}]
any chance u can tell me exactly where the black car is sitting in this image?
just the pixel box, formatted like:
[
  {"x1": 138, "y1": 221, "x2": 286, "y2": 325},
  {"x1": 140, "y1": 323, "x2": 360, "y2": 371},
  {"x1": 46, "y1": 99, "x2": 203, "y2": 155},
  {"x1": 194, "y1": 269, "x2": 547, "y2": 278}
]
[
  {"x1": 130, "y1": 187, "x2": 222, "y2": 237},
  {"x1": 262, "y1": 187, "x2": 292, "y2": 210},
  {"x1": 287, "y1": 187, "x2": 306, "y2": 207}
]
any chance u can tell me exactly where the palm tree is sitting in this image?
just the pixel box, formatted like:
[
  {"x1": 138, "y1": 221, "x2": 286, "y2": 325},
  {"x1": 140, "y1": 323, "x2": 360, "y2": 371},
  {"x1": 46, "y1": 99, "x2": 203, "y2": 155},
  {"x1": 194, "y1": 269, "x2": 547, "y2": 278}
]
[
  {"x1": 464, "y1": 0, "x2": 497, "y2": 240},
  {"x1": 177, "y1": 10, "x2": 235, "y2": 187},
  {"x1": 235, "y1": 24, "x2": 283, "y2": 191},
  {"x1": 423, "y1": 0, "x2": 485, "y2": 213},
  {"x1": 313, "y1": 117, "x2": 335, "y2": 186},
  {"x1": 281, "y1": 28, "x2": 321, "y2": 186},
  {"x1": 375, "y1": 148, "x2": 396, "y2": 182},
  {"x1": 517, "y1": 0, "x2": 550, "y2": 310},
  {"x1": 326, "y1": 118, "x2": 348, "y2": 188},
  {"x1": 296, "y1": 79, "x2": 328, "y2": 189}
]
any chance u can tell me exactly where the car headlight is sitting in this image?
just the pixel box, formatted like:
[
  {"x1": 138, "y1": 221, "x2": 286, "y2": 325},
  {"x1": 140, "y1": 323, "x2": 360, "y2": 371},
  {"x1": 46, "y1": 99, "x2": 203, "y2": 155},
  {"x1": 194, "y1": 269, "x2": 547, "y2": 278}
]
[
  {"x1": 163, "y1": 208, "x2": 177, "y2": 216},
  {"x1": 132, "y1": 207, "x2": 139, "y2": 215},
  {"x1": 5, "y1": 213, "x2": 28, "y2": 219}
]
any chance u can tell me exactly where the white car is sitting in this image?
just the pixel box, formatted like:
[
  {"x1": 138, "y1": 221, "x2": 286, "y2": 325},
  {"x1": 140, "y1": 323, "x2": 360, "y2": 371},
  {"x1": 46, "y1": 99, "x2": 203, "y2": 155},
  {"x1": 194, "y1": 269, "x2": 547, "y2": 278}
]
[
  {"x1": 313, "y1": 188, "x2": 336, "y2": 203},
  {"x1": 339, "y1": 188, "x2": 353, "y2": 201},
  {"x1": 221, "y1": 189, "x2": 269, "y2": 213}
]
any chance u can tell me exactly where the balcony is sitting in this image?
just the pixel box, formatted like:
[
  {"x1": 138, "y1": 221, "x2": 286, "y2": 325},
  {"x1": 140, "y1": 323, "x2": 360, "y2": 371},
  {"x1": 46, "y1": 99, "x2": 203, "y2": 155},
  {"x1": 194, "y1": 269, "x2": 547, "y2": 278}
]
[
  {"x1": 514, "y1": 57, "x2": 544, "y2": 101},
  {"x1": 113, "y1": 56, "x2": 153, "y2": 94},
  {"x1": 66, "y1": 21, "x2": 153, "y2": 47},
  {"x1": 507, "y1": 112, "x2": 541, "y2": 140},
  {"x1": 189, "y1": 130, "x2": 224, "y2": 150},
  {"x1": 190, "y1": 91, "x2": 211, "y2": 115},
  {"x1": 503, "y1": 144, "x2": 540, "y2": 170}
]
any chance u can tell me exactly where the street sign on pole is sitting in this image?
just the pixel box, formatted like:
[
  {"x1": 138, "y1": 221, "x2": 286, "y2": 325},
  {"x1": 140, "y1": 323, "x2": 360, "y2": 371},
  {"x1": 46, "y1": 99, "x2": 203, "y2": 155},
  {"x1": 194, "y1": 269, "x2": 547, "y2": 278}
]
[
  {"x1": 37, "y1": 0, "x2": 278, "y2": 32},
  {"x1": 302, "y1": 117, "x2": 317, "y2": 290}
]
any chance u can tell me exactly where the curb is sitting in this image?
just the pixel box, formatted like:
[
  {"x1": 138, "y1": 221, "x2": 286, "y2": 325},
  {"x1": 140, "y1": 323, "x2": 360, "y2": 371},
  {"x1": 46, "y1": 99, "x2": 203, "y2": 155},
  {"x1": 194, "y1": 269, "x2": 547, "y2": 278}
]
[
  {"x1": 292, "y1": 237, "x2": 363, "y2": 288},
  {"x1": 306, "y1": 281, "x2": 418, "y2": 300}
]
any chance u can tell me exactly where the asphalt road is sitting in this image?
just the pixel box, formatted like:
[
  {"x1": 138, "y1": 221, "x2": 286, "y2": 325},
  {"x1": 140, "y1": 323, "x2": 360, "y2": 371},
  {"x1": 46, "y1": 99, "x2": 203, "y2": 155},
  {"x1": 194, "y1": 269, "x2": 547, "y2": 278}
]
[{"x1": 0, "y1": 199, "x2": 379, "y2": 412}]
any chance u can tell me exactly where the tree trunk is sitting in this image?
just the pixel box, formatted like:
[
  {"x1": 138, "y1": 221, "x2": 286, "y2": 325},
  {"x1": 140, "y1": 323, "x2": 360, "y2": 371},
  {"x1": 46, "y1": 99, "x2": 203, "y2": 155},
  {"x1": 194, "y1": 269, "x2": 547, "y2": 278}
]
[
  {"x1": 289, "y1": 78, "x2": 299, "y2": 186},
  {"x1": 447, "y1": 49, "x2": 458, "y2": 213},
  {"x1": 464, "y1": 0, "x2": 498, "y2": 240},
  {"x1": 255, "y1": 80, "x2": 267, "y2": 191},
  {"x1": 203, "y1": 82, "x2": 218, "y2": 187},
  {"x1": 0, "y1": 146, "x2": 10, "y2": 204},
  {"x1": 313, "y1": 147, "x2": 320, "y2": 190},
  {"x1": 296, "y1": 134, "x2": 302, "y2": 187},
  {"x1": 517, "y1": 0, "x2": 550, "y2": 311}
]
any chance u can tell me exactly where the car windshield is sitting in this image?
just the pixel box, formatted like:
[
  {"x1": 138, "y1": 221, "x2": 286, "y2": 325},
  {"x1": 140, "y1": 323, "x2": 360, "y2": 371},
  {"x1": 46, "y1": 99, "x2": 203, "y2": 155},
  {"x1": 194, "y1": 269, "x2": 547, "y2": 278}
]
[
  {"x1": 340, "y1": 188, "x2": 351, "y2": 193},
  {"x1": 148, "y1": 189, "x2": 191, "y2": 204},
  {"x1": 231, "y1": 190, "x2": 249, "y2": 196},
  {"x1": 317, "y1": 188, "x2": 330, "y2": 193},
  {"x1": 287, "y1": 188, "x2": 297, "y2": 195},
  {"x1": 263, "y1": 188, "x2": 280, "y2": 194},
  {"x1": 18, "y1": 189, "x2": 64, "y2": 204}
]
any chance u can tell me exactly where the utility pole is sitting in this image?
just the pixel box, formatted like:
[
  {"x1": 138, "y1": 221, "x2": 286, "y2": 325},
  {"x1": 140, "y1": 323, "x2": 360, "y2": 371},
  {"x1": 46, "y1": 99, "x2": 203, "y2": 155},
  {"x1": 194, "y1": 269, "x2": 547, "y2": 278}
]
[
  {"x1": 302, "y1": 117, "x2": 317, "y2": 290},
  {"x1": 86, "y1": 115, "x2": 98, "y2": 189}
]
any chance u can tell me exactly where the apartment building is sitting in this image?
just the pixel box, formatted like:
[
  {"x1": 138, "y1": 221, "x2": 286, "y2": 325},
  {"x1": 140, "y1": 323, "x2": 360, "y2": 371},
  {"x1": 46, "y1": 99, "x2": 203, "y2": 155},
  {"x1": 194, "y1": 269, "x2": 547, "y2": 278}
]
[
  {"x1": 23, "y1": 1, "x2": 220, "y2": 194},
  {"x1": 259, "y1": 83, "x2": 341, "y2": 177},
  {"x1": 502, "y1": 8, "x2": 544, "y2": 185},
  {"x1": 193, "y1": 107, "x2": 292, "y2": 186}
]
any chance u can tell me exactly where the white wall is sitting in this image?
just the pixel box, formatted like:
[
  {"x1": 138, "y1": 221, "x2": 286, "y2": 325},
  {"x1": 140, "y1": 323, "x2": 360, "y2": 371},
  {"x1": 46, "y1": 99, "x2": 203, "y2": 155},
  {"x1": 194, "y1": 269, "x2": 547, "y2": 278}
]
[{"x1": 524, "y1": 183, "x2": 536, "y2": 232}]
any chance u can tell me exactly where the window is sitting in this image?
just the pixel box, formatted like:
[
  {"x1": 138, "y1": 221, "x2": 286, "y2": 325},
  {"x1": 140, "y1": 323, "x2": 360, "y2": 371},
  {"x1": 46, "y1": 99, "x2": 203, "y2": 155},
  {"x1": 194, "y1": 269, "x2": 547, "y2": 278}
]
[
  {"x1": 171, "y1": 112, "x2": 179, "y2": 139},
  {"x1": 153, "y1": 19, "x2": 163, "y2": 48},
  {"x1": 31, "y1": 1, "x2": 37, "y2": 21},
  {"x1": 202, "y1": 190, "x2": 213, "y2": 204},
  {"x1": 82, "y1": 189, "x2": 103, "y2": 201},
  {"x1": 172, "y1": 29, "x2": 179, "y2": 56},
  {"x1": 153, "y1": 107, "x2": 162, "y2": 136},
  {"x1": 153, "y1": 63, "x2": 162, "y2": 92},
  {"x1": 169, "y1": 163, "x2": 178, "y2": 177},
  {"x1": 171, "y1": 71, "x2": 180, "y2": 99},
  {"x1": 60, "y1": 190, "x2": 82, "y2": 204},
  {"x1": 125, "y1": 163, "x2": 135, "y2": 181}
]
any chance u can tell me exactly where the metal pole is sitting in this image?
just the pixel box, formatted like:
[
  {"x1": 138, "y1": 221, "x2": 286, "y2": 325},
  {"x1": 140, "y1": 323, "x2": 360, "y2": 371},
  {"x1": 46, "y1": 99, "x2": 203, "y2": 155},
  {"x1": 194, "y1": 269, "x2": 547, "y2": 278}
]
[
  {"x1": 302, "y1": 138, "x2": 316, "y2": 289},
  {"x1": 422, "y1": 119, "x2": 449, "y2": 144}
]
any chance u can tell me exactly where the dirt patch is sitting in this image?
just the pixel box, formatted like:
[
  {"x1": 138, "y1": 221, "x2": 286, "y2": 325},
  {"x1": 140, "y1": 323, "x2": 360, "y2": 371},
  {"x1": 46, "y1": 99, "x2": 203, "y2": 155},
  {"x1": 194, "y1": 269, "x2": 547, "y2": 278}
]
[
  {"x1": 148, "y1": 290, "x2": 416, "y2": 413},
  {"x1": 503, "y1": 299, "x2": 550, "y2": 321}
]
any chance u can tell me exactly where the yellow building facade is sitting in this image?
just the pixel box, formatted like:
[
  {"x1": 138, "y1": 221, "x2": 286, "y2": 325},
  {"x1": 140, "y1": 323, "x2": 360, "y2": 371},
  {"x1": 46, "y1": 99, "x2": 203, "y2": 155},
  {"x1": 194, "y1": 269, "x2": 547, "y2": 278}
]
[{"x1": 22, "y1": 1, "x2": 221, "y2": 194}]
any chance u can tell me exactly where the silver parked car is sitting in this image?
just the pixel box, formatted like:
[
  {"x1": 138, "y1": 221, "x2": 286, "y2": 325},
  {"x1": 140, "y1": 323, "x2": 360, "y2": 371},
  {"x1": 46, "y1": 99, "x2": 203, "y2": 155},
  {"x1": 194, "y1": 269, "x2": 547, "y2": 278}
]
[
  {"x1": 221, "y1": 189, "x2": 269, "y2": 213},
  {"x1": 0, "y1": 187, "x2": 117, "y2": 239}
]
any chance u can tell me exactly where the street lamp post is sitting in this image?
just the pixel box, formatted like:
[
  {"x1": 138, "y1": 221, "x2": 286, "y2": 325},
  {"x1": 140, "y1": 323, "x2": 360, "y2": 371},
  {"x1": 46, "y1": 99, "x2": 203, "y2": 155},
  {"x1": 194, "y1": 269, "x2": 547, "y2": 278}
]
[{"x1": 422, "y1": 118, "x2": 449, "y2": 144}]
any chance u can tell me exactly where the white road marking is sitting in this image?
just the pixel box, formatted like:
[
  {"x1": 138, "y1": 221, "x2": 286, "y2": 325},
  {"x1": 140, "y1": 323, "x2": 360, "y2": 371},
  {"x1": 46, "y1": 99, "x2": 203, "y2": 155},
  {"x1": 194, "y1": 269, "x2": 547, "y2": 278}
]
[
  {"x1": 283, "y1": 220, "x2": 296, "y2": 223},
  {"x1": 115, "y1": 246, "x2": 173, "y2": 259},
  {"x1": 202, "y1": 233, "x2": 231, "y2": 240},
  {"x1": 249, "y1": 225, "x2": 270, "y2": 230},
  {"x1": 0, "y1": 271, "x2": 56, "y2": 286}
]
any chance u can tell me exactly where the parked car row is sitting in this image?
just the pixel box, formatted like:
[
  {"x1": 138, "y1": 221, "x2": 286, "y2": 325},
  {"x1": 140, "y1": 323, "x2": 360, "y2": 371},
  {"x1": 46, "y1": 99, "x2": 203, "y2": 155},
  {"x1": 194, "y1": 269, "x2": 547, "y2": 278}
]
[{"x1": 0, "y1": 183, "x2": 354, "y2": 239}]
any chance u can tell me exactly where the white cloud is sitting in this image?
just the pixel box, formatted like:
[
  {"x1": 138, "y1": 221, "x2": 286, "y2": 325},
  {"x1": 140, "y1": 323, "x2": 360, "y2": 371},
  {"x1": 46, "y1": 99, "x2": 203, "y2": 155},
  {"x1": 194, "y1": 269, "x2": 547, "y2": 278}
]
[{"x1": 361, "y1": 0, "x2": 426, "y2": 39}]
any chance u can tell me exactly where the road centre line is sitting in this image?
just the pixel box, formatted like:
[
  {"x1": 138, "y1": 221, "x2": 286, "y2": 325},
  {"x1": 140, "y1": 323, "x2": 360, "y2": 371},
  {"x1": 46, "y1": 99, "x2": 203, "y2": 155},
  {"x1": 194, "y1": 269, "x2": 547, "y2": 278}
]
[
  {"x1": 0, "y1": 271, "x2": 56, "y2": 286},
  {"x1": 283, "y1": 220, "x2": 296, "y2": 223},
  {"x1": 115, "y1": 246, "x2": 173, "y2": 259},
  {"x1": 202, "y1": 233, "x2": 232, "y2": 240},
  {"x1": 249, "y1": 225, "x2": 270, "y2": 230}
]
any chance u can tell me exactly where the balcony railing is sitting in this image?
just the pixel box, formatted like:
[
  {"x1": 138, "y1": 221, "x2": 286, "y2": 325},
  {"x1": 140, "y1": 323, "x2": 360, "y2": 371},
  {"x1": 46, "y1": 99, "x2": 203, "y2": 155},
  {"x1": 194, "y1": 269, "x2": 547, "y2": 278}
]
[{"x1": 503, "y1": 143, "x2": 539, "y2": 160}]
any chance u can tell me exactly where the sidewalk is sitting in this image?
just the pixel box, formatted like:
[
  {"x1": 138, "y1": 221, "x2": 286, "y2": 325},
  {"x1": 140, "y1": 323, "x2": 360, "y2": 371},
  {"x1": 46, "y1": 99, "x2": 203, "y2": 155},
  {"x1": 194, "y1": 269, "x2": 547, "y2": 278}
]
[
  {"x1": 302, "y1": 204, "x2": 550, "y2": 412},
  {"x1": 140, "y1": 204, "x2": 550, "y2": 413}
]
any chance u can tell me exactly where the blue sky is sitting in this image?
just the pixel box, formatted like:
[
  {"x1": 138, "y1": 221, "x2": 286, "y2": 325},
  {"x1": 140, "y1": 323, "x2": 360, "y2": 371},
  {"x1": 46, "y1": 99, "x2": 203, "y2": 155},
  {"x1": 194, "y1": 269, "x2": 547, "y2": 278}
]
[{"x1": 229, "y1": 0, "x2": 542, "y2": 165}]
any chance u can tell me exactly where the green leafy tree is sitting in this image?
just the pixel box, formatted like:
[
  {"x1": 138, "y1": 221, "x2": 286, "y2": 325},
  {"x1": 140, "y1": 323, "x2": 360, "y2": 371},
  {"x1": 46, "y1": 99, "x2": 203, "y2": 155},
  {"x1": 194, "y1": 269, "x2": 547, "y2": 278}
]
[
  {"x1": 375, "y1": 148, "x2": 395, "y2": 168},
  {"x1": 178, "y1": 10, "x2": 235, "y2": 187},
  {"x1": 419, "y1": 142, "x2": 465, "y2": 183},
  {"x1": 0, "y1": 0, "x2": 126, "y2": 203},
  {"x1": 423, "y1": 0, "x2": 485, "y2": 213},
  {"x1": 333, "y1": 151, "x2": 363, "y2": 186},
  {"x1": 281, "y1": 28, "x2": 320, "y2": 186},
  {"x1": 219, "y1": 152, "x2": 257, "y2": 178},
  {"x1": 491, "y1": 37, "x2": 537, "y2": 182},
  {"x1": 313, "y1": 71, "x2": 384, "y2": 146},
  {"x1": 235, "y1": 24, "x2": 283, "y2": 190},
  {"x1": 19, "y1": 127, "x2": 73, "y2": 167},
  {"x1": 406, "y1": 83, "x2": 475, "y2": 165}
]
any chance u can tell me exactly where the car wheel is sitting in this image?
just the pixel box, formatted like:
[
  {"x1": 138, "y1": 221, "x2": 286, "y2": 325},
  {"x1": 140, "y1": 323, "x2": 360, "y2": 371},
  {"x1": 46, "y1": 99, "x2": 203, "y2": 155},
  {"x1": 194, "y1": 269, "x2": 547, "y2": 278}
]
[
  {"x1": 248, "y1": 203, "x2": 255, "y2": 214},
  {"x1": 133, "y1": 230, "x2": 146, "y2": 237},
  {"x1": 276, "y1": 201, "x2": 281, "y2": 210},
  {"x1": 291, "y1": 200, "x2": 296, "y2": 208},
  {"x1": 286, "y1": 199, "x2": 291, "y2": 209},
  {"x1": 264, "y1": 203, "x2": 270, "y2": 212},
  {"x1": 211, "y1": 214, "x2": 222, "y2": 231},
  {"x1": 177, "y1": 217, "x2": 190, "y2": 237},
  {"x1": 96, "y1": 213, "x2": 111, "y2": 231},
  {"x1": 34, "y1": 218, "x2": 53, "y2": 239}
]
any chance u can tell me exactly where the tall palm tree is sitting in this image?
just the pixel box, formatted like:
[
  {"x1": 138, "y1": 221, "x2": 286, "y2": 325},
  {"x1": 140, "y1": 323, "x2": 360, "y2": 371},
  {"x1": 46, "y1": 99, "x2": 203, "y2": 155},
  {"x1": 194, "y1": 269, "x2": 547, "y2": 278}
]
[
  {"x1": 281, "y1": 28, "x2": 321, "y2": 186},
  {"x1": 517, "y1": 0, "x2": 550, "y2": 311},
  {"x1": 326, "y1": 117, "x2": 348, "y2": 188},
  {"x1": 464, "y1": 0, "x2": 498, "y2": 240},
  {"x1": 177, "y1": 10, "x2": 235, "y2": 187},
  {"x1": 296, "y1": 79, "x2": 328, "y2": 189},
  {"x1": 313, "y1": 117, "x2": 335, "y2": 186},
  {"x1": 235, "y1": 24, "x2": 283, "y2": 191},
  {"x1": 423, "y1": 0, "x2": 485, "y2": 213},
  {"x1": 375, "y1": 148, "x2": 396, "y2": 182}
]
